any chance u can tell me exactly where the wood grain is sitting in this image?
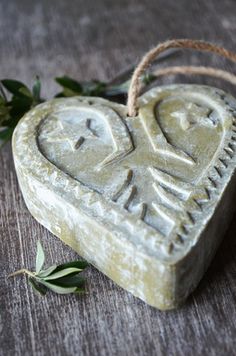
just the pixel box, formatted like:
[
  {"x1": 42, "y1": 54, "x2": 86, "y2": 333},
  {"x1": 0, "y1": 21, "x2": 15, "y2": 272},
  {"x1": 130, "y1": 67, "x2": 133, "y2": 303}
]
[{"x1": 1, "y1": 0, "x2": 236, "y2": 355}]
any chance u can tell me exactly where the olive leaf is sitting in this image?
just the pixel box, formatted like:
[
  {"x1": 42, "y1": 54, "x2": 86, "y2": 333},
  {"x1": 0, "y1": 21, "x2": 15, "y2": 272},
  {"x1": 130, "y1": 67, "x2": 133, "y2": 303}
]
[
  {"x1": 55, "y1": 76, "x2": 108, "y2": 97},
  {"x1": 0, "y1": 77, "x2": 43, "y2": 147},
  {"x1": 0, "y1": 127, "x2": 14, "y2": 147},
  {"x1": 1, "y1": 79, "x2": 32, "y2": 98},
  {"x1": 39, "y1": 280, "x2": 80, "y2": 295},
  {"x1": 35, "y1": 240, "x2": 45, "y2": 274},
  {"x1": 53, "y1": 260, "x2": 89, "y2": 271},
  {"x1": 8, "y1": 240, "x2": 89, "y2": 296},
  {"x1": 80, "y1": 80, "x2": 107, "y2": 96},
  {"x1": 32, "y1": 76, "x2": 41, "y2": 102},
  {"x1": 55, "y1": 76, "x2": 83, "y2": 95},
  {"x1": 0, "y1": 105, "x2": 10, "y2": 124},
  {"x1": 37, "y1": 265, "x2": 57, "y2": 278},
  {"x1": 43, "y1": 267, "x2": 82, "y2": 280},
  {"x1": 104, "y1": 80, "x2": 130, "y2": 96},
  {"x1": 29, "y1": 277, "x2": 47, "y2": 296},
  {"x1": 51, "y1": 274, "x2": 85, "y2": 288}
]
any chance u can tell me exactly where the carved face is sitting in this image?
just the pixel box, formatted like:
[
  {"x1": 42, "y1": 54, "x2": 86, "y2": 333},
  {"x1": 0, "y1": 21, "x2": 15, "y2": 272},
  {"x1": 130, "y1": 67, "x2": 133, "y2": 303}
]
[{"x1": 38, "y1": 85, "x2": 234, "y2": 237}]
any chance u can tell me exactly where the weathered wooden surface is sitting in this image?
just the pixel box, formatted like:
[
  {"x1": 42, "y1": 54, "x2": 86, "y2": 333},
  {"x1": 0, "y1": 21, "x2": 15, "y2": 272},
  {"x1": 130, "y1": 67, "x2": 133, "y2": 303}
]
[{"x1": 1, "y1": 0, "x2": 236, "y2": 355}]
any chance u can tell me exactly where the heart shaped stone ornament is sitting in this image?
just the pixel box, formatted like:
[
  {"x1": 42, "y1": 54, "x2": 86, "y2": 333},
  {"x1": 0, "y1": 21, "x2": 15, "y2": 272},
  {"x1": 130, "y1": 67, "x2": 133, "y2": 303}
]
[{"x1": 12, "y1": 83, "x2": 236, "y2": 309}]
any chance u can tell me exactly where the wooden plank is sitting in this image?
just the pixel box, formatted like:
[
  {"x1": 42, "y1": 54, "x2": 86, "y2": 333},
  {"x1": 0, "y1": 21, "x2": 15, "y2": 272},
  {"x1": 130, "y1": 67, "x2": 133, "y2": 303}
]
[{"x1": 1, "y1": 0, "x2": 236, "y2": 355}]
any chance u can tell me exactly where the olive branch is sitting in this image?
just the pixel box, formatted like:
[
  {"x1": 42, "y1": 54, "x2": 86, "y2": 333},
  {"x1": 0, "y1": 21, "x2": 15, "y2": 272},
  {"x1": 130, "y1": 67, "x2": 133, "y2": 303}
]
[{"x1": 9, "y1": 241, "x2": 89, "y2": 296}]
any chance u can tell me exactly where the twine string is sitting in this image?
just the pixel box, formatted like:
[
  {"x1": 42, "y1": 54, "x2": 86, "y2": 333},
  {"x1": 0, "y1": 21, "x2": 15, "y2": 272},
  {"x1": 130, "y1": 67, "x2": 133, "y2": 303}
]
[
  {"x1": 127, "y1": 39, "x2": 236, "y2": 117},
  {"x1": 152, "y1": 66, "x2": 236, "y2": 86}
]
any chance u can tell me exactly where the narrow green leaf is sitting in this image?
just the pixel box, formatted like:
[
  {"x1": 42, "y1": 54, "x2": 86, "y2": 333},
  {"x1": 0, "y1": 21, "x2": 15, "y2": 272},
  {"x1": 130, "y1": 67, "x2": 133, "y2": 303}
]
[
  {"x1": 10, "y1": 95, "x2": 32, "y2": 118},
  {"x1": 0, "y1": 95, "x2": 6, "y2": 106},
  {"x1": 0, "y1": 104, "x2": 10, "y2": 118},
  {"x1": 18, "y1": 87, "x2": 32, "y2": 98},
  {"x1": 54, "y1": 92, "x2": 65, "y2": 98},
  {"x1": 43, "y1": 267, "x2": 82, "y2": 281},
  {"x1": 0, "y1": 127, "x2": 14, "y2": 147},
  {"x1": 105, "y1": 80, "x2": 130, "y2": 96},
  {"x1": 80, "y1": 80, "x2": 106, "y2": 96},
  {"x1": 142, "y1": 73, "x2": 156, "y2": 85},
  {"x1": 35, "y1": 241, "x2": 45, "y2": 274},
  {"x1": 49, "y1": 275, "x2": 86, "y2": 288},
  {"x1": 55, "y1": 76, "x2": 82, "y2": 93},
  {"x1": 60, "y1": 88, "x2": 79, "y2": 97},
  {"x1": 29, "y1": 277, "x2": 47, "y2": 296},
  {"x1": 1, "y1": 79, "x2": 31, "y2": 97},
  {"x1": 37, "y1": 265, "x2": 57, "y2": 278},
  {"x1": 32, "y1": 76, "x2": 41, "y2": 102},
  {"x1": 54, "y1": 260, "x2": 89, "y2": 272},
  {"x1": 74, "y1": 287, "x2": 86, "y2": 294},
  {"x1": 39, "y1": 280, "x2": 78, "y2": 294}
]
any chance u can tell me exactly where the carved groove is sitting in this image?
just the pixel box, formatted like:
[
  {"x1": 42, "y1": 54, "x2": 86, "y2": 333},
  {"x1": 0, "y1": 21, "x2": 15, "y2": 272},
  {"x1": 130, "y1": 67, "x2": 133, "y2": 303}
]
[
  {"x1": 152, "y1": 183, "x2": 183, "y2": 211},
  {"x1": 193, "y1": 198, "x2": 203, "y2": 211},
  {"x1": 224, "y1": 148, "x2": 233, "y2": 158},
  {"x1": 219, "y1": 158, "x2": 228, "y2": 168},
  {"x1": 75, "y1": 136, "x2": 85, "y2": 149},
  {"x1": 86, "y1": 118, "x2": 99, "y2": 137},
  {"x1": 205, "y1": 188, "x2": 211, "y2": 199},
  {"x1": 152, "y1": 202, "x2": 176, "y2": 226},
  {"x1": 134, "y1": 203, "x2": 147, "y2": 220},
  {"x1": 180, "y1": 224, "x2": 189, "y2": 235},
  {"x1": 149, "y1": 167, "x2": 192, "y2": 201},
  {"x1": 186, "y1": 211, "x2": 195, "y2": 224},
  {"x1": 167, "y1": 243, "x2": 174, "y2": 254},
  {"x1": 228, "y1": 143, "x2": 235, "y2": 151},
  {"x1": 175, "y1": 234, "x2": 184, "y2": 244},
  {"x1": 208, "y1": 177, "x2": 217, "y2": 188},
  {"x1": 111, "y1": 169, "x2": 133, "y2": 202},
  {"x1": 117, "y1": 185, "x2": 137, "y2": 210},
  {"x1": 214, "y1": 166, "x2": 223, "y2": 178}
]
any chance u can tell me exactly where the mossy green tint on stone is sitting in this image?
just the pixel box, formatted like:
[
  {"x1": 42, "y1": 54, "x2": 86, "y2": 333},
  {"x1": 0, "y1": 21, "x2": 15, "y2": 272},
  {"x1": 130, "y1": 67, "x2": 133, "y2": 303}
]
[{"x1": 12, "y1": 85, "x2": 236, "y2": 310}]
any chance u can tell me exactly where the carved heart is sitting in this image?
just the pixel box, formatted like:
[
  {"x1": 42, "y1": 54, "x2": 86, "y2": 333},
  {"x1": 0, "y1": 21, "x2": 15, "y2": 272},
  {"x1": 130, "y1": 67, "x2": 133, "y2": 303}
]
[{"x1": 12, "y1": 84, "x2": 236, "y2": 309}]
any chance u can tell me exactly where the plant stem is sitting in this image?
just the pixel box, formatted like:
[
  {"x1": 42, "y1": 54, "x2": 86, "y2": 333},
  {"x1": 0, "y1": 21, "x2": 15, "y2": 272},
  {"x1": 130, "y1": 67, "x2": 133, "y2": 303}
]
[{"x1": 8, "y1": 268, "x2": 35, "y2": 278}]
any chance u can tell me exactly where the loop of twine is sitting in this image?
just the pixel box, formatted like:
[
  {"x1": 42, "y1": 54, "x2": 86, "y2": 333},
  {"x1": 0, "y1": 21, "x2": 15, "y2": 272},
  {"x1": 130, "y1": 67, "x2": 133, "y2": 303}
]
[{"x1": 127, "y1": 39, "x2": 236, "y2": 117}]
